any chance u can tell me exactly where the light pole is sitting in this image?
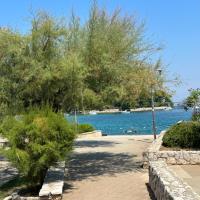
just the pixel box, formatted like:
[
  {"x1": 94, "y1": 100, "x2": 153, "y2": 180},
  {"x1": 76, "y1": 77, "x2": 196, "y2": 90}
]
[
  {"x1": 151, "y1": 68, "x2": 162, "y2": 140},
  {"x1": 151, "y1": 86, "x2": 157, "y2": 140}
]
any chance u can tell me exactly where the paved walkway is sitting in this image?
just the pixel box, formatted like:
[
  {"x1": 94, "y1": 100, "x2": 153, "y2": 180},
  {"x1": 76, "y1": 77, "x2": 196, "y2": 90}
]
[
  {"x1": 0, "y1": 156, "x2": 18, "y2": 187},
  {"x1": 63, "y1": 135, "x2": 155, "y2": 200},
  {"x1": 169, "y1": 165, "x2": 200, "y2": 196}
]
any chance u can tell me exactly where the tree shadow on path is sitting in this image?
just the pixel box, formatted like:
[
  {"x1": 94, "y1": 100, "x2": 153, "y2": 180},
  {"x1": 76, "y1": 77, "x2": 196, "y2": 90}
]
[
  {"x1": 63, "y1": 139, "x2": 155, "y2": 200},
  {"x1": 65, "y1": 152, "x2": 143, "y2": 182},
  {"x1": 75, "y1": 140, "x2": 119, "y2": 148}
]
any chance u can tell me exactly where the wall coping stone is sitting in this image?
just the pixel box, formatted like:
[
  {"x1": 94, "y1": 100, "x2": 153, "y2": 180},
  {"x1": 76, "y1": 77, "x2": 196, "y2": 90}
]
[
  {"x1": 39, "y1": 161, "x2": 65, "y2": 199},
  {"x1": 149, "y1": 161, "x2": 200, "y2": 200}
]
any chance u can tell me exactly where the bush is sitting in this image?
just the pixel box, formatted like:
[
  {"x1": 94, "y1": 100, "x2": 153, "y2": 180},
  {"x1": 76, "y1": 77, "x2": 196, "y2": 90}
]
[
  {"x1": 0, "y1": 107, "x2": 76, "y2": 186},
  {"x1": 163, "y1": 121, "x2": 200, "y2": 149},
  {"x1": 78, "y1": 124, "x2": 94, "y2": 133},
  {"x1": 192, "y1": 112, "x2": 200, "y2": 121}
]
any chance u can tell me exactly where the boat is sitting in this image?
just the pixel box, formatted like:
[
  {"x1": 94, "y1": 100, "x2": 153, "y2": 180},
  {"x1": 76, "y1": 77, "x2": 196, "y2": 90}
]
[
  {"x1": 164, "y1": 107, "x2": 172, "y2": 111},
  {"x1": 124, "y1": 128, "x2": 138, "y2": 134},
  {"x1": 89, "y1": 111, "x2": 97, "y2": 115},
  {"x1": 121, "y1": 110, "x2": 131, "y2": 114}
]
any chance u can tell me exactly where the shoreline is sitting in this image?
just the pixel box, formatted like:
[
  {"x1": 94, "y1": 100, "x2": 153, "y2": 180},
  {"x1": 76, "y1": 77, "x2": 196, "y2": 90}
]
[
  {"x1": 131, "y1": 106, "x2": 172, "y2": 112},
  {"x1": 85, "y1": 106, "x2": 172, "y2": 115}
]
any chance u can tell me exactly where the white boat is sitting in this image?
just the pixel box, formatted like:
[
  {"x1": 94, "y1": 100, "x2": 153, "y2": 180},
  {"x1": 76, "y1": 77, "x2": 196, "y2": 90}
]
[
  {"x1": 164, "y1": 107, "x2": 172, "y2": 111},
  {"x1": 89, "y1": 111, "x2": 97, "y2": 115},
  {"x1": 121, "y1": 110, "x2": 131, "y2": 114}
]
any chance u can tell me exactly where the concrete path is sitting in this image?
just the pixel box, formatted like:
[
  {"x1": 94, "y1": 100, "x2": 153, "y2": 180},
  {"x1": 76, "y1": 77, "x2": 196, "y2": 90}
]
[
  {"x1": 0, "y1": 156, "x2": 18, "y2": 187},
  {"x1": 63, "y1": 135, "x2": 155, "y2": 200},
  {"x1": 169, "y1": 165, "x2": 200, "y2": 196}
]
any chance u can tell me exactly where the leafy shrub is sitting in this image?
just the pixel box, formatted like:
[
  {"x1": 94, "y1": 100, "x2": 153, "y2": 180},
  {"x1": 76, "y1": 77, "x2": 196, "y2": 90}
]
[
  {"x1": 163, "y1": 121, "x2": 200, "y2": 149},
  {"x1": 78, "y1": 124, "x2": 94, "y2": 133},
  {"x1": 0, "y1": 107, "x2": 76, "y2": 185},
  {"x1": 192, "y1": 112, "x2": 200, "y2": 121}
]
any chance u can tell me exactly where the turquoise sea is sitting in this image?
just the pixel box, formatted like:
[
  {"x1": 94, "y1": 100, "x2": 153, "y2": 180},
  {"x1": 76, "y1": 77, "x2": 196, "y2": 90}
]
[{"x1": 69, "y1": 109, "x2": 192, "y2": 135}]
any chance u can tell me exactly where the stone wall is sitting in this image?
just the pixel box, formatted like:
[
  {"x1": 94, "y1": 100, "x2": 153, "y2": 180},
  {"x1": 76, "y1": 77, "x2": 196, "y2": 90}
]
[
  {"x1": 143, "y1": 131, "x2": 165, "y2": 168},
  {"x1": 143, "y1": 131, "x2": 200, "y2": 167},
  {"x1": 3, "y1": 161, "x2": 65, "y2": 200},
  {"x1": 149, "y1": 161, "x2": 200, "y2": 200},
  {"x1": 39, "y1": 161, "x2": 65, "y2": 200},
  {"x1": 78, "y1": 130, "x2": 103, "y2": 139}
]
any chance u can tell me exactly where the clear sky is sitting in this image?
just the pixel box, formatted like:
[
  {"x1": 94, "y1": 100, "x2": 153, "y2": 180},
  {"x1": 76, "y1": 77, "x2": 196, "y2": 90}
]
[{"x1": 0, "y1": 0, "x2": 199, "y2": 102}]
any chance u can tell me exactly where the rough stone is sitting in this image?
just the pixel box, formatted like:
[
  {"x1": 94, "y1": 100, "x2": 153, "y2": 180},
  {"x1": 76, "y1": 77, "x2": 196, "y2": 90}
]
[
  {"x1": 149, "y1": 161, "x2": 200, "y2": 200},
  {"x1": 143, "y1": 131, "x2": 200, "y2": 167},
  {"x1": 167, "y1": 157, "x2": 177, "y2": 164},
  {"x1": 11, "y1": 193, "x2": 21, "y2": 200},
  {"x1": 39, "y1": 161, "x2": 65, "y2": 199}
]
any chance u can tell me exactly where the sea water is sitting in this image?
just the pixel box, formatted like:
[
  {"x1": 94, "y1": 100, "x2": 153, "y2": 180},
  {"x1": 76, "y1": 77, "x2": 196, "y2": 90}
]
[{"x1": 68, "y1": 109, "x2": 192, "y2": 135}]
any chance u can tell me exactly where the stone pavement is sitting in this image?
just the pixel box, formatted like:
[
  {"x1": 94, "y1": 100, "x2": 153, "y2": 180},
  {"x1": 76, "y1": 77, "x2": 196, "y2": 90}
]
[
  {"x1": 63, "y1": 135, "x2": 155, "y2": 200},
  {"x1": 169, "y1": 165, "x2": 200, "y2": 196},
  {"x1": 0, "y1": 156, "x2": 18, "y2": 187}
]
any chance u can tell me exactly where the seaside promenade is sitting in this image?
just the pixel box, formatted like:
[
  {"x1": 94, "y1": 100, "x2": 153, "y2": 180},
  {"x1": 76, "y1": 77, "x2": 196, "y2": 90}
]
[{"x1": 63, "y1": 135, "x2": 155, "y2": 200}]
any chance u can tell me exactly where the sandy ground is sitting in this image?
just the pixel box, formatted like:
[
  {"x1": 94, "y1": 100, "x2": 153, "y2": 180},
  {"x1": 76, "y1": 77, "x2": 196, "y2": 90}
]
[{"x1": 63, "y1": 135, "x2": 155, "y2": 200}]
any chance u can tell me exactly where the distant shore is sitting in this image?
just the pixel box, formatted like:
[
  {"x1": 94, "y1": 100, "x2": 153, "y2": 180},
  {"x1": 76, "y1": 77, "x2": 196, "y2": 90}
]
[
  {"x1": 86, "y1": 106, "x2": 172, "y2": 114},
  {"x1": 130, "y1": 106, "x2": 172, "y2": 112}
]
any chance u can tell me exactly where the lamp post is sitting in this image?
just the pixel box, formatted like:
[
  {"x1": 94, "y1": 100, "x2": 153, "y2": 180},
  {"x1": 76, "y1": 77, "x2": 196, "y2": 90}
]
[
  {"x1": 151, "y1": 68, "x2": 162, "y2": 140},
  {"x1": 151, "y1": 87, "x2": 157, "y2": 140}
]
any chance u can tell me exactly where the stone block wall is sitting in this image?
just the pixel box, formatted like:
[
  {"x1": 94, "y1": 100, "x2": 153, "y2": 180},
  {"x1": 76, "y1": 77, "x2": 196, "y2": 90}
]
[
  {"x1": 143, "y1": 131, "x2": 200, "y2": 167},
  {"x1": 149, "y1": 161, "x2": 200, "y2": 200}
]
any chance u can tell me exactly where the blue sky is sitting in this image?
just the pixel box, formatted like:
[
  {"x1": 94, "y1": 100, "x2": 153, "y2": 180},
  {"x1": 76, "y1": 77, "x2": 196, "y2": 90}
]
[{"x1": 0, "y1": 0, "x2": 199, "y2": 102}]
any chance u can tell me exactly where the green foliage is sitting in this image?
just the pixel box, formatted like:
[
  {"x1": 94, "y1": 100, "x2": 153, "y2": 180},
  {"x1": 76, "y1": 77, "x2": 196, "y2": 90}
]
[
  {"x1": 192, "y1": 113, "x2": 200, "y2": 121},
  {"x1": 82, "y1": 89, "x2": 104, "y2": 110},
  {"x1": 184, "y1": 89, "x2": 200, "y2": 121},
  {"x1": 184, "y1": 89, "x2": 200, "y2": 108},
  {"x1": 0, "y1": 107, "x2": 76, "y2": 185},
  {"x1": 78, "y1": 124, "x2": 94, "y2": 133},
  {"x1": 163, "y1": 121, "x2": 200, "y2": 149},
  {"x1": 0, "y1": 2, "x2": 170, "y2": 116}
]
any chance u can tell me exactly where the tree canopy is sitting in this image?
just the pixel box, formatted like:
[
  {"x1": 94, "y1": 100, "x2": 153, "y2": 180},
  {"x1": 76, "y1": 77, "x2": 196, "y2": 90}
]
[{"x1": 0, "y1": 3, "x2": 171, "y2": 116}]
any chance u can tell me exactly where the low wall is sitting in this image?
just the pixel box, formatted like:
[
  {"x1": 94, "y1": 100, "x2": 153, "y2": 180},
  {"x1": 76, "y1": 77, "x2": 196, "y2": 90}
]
[
  {"x1": 143, "y1": 131, "x2": 165, "y2": 168},
  {"x1": 149, "y1": 161, "x2": 200, "y2": 200},
  {"x1": 3, "y1": 162, "x2": 65, "y2": 200},
  {"x1": 78, "y1": 130, "x2": 103, "y2": 139},
  {"x1": 39, "y1": 161, "x2": 65, "y2": 200},
  {"x1": 143, "y1": 131, "x2": 200, "y2": 167}
]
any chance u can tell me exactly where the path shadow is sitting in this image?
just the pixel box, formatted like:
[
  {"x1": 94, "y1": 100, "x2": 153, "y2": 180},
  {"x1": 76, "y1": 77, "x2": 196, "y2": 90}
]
[
  {"x1": 65, "y1": 152, "x2": 143, "y2": 183},
  {"x1": 128, "y1": 138, "x2": 153, "y2": 144},
  {"x1": 146, "y1": 183, "x2": 156, "y2": 200},
  {"x1": 75, "y1": 140, "x2": 119, "y2": 148},
  {"x1": 0, "y1": 155, "x2": 7, "y2": 161}
]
